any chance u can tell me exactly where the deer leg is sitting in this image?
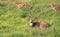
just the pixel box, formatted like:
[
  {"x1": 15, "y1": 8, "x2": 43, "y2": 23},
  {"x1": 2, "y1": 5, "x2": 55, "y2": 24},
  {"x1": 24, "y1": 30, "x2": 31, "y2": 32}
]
[{"x1": 53, "y1": 8, "x2": 57, "y2": 12}]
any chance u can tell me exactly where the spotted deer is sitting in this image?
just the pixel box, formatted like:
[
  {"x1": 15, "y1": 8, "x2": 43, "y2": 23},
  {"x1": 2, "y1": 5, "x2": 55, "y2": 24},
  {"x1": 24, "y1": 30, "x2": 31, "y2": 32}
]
[
  {"x1": 16, "y1": 2, "x2": 30, "y2": 9},
  {"x1": 50, "y1": 3, "x2": 60, "y2": 12},
  {"x1": 29, "y1": 15, "x2": 50, "y2": 28}
]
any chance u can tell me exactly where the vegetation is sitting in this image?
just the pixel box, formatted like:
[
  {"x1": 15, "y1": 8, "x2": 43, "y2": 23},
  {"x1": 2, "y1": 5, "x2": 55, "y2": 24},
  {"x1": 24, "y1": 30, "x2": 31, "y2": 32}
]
[{"x1": 0, "y1": 0, "x2": 60, "y2": 37}]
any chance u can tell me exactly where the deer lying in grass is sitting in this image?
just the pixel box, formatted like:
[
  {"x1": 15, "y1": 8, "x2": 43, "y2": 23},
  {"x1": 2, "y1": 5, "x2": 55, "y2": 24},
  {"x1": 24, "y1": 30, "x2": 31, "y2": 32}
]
[
  {"x1": 29, "y1": 15, "x2": 50, "y2": 29},
  {"x1": 16, "y1": 2, "x2": 29, "y2": 9},
  {"x1": 50, "y1": 3, "x2": 60, "y2": 12}
]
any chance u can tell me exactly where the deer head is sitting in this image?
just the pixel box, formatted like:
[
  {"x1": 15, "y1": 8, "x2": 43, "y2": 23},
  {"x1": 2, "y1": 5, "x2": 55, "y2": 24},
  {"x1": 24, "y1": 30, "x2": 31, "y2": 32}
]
[
  {"x1": 50, "y1": 3, "x2": 55, "y2": 7},
  {"x1": 29, "y1": 15, "x2": 37, "y2": 27}
]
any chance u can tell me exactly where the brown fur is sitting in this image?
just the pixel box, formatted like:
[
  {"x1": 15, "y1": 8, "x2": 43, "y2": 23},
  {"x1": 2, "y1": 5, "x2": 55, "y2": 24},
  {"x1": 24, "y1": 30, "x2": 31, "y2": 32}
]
[
  {"x1": 39, "y1": 22, "x2": 50, "y2": 28},
  {"x1": 33, "y1": 22, "x2": 50, "y2": 28}
]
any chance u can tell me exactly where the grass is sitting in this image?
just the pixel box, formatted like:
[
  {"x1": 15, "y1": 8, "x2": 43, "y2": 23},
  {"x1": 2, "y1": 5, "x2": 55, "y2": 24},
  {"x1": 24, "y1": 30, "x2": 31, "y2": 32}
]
[{"x1": 0, "y1": 0, "x2": 60, "y2": 37}]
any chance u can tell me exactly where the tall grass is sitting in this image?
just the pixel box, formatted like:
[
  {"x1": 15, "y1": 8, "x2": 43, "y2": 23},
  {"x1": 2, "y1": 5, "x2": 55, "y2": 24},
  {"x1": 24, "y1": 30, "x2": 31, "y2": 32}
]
[{"x1": 0, "y1": 0, "x2": 60, "y2": 37}]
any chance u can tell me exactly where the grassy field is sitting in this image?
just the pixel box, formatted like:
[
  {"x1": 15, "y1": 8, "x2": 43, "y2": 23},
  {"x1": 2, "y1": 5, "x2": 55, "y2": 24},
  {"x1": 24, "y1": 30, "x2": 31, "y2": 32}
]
[{"x1": 0, "y1": 0, "x2": 60, "y2": 37}]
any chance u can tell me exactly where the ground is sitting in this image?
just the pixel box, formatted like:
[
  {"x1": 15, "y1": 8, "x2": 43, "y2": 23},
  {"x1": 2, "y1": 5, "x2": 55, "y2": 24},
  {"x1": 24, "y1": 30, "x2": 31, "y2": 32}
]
[{"x1": 0, "y1": 0, "x2": 60, "y2": 37}]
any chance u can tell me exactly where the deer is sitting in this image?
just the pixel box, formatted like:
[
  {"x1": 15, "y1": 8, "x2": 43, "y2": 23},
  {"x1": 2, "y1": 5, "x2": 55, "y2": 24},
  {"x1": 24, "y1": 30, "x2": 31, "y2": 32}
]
[
  {"x1": 50, "y1": 3, "x2": 60, "y2": 12},
  {"x1": 16, "y1": 2, "x2": 30, "y2": 9},
  {"x1": 29, "y1": 15, "x2": 50, "y2": 29}
]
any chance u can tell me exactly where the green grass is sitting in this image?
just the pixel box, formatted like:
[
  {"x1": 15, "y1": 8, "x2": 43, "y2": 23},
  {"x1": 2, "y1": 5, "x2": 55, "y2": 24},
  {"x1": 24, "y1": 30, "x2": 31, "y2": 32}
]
[{"x1": 0, "y1": 0, "x2": 60, "y2": 37}]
